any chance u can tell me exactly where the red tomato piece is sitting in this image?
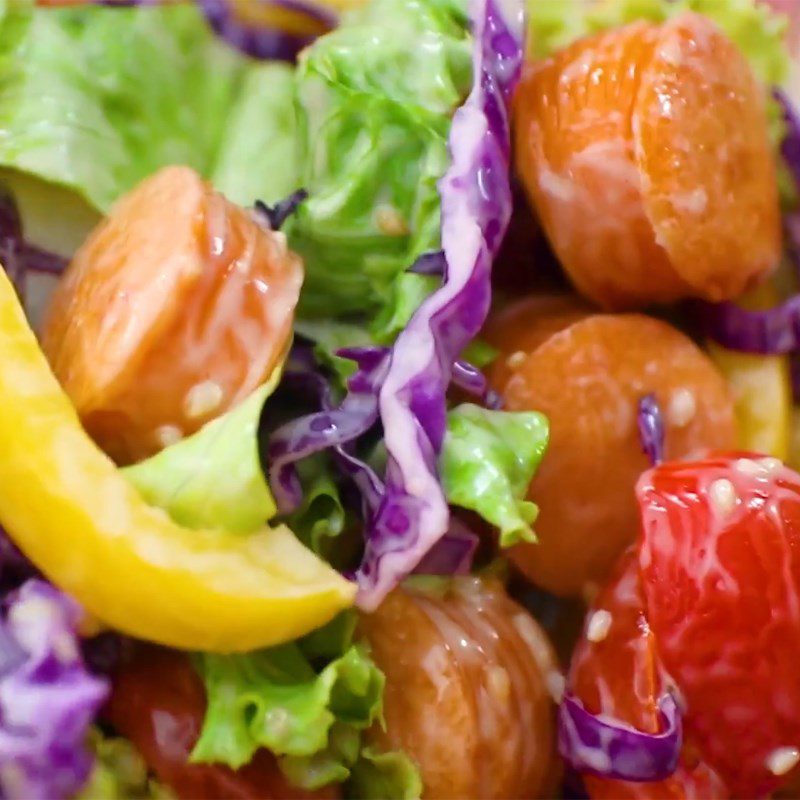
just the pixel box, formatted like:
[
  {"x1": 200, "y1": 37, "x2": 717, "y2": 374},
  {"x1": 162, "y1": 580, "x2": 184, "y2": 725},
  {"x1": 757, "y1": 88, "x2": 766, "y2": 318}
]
[
  {"x1": 637, "y1": 453, "x2": 800, "y2": 797},
  {"x1": 569, "y1": 551, "x2": 727, "y2": 799},
  {"x1": 105, "y1": 646, "x2": 338, "y2": 800}
]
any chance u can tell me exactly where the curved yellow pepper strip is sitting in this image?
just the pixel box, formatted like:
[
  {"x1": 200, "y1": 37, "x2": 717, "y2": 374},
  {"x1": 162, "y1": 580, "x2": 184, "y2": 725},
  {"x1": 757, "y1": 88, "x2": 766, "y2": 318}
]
[{"x1": 0, "y1": 269, "x2": 355, "y2": 652}]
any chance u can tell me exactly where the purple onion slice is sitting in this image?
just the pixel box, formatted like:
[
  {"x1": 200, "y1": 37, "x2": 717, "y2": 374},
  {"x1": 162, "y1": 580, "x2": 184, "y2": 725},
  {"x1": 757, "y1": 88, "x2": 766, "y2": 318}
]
[{"x1": 558, "y1": 692, "x2": 682, "y2": 782}]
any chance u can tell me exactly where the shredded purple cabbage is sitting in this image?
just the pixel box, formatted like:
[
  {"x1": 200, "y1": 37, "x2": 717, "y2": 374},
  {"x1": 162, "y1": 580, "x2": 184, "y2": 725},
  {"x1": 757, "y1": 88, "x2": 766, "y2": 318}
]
[
  {"x1": 701, "y1": 91, "x2": 800, "y2": 372},
  {"x1": 775, "y1": 88, "x2": 800, "y2": 188},
  {"x1": 198, "y1": 0, "x2": 335, "y2": 60},
  {"x1": 700, "y1": 295, "x2": 800, "y2": 355},
  {"x1": 558, "y1": 692, "x2": 682, "y2": 782},
  {"x1": 451, "y1": 359, "x2": 503, "y2": 409},
  {"x1": 637, "y1": 394, "x2": 664, "y2": 467},
  {"x1": 0, "y1": 191, "x2": 67, "y2": 305},
  {"x1": 407, "y1": 250, "x2": 446, "y2": 276},
  {"x1": 0, "y1": 581, "x2": 108, "y2": 800},
  {"x1": 253, "y1": 189, "x2": 308, "y2": 232},
  {"x1": 412, "y1": 518, "x2": 478, "y2": 575},
  {"x1": 268, "y1": 346, "x2": 388, "y2": 514},
  {"x1": 354, "y1": 0, "x2": 524, "y2": 609}
]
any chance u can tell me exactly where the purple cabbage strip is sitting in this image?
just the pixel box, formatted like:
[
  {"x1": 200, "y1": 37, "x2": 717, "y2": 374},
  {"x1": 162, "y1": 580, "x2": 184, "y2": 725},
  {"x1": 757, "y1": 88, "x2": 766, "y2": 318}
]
[
  {"x1": 0, "y1": 190, "x2": 67, "y2": 304},
  {"x1": 412, "y1": 518, "x2": 478, "y2": 576},
  {"x1": 451, "y1": 359, "x2": 503, "y2": 409},
  {"x1": 775, "y1": 88, "x2": 800, "y2": 187},
  {"x1": 0, "y1": 580, "x2": 108, "y2": 800},
  {"x1": 407, "y1": 250, "x2": 446, "y2": 276},
  {"x1": 198, "y1": 0, "x2": 335, "y2": 61},
  {"x1": 253, "y1": 188, "x2": 308, "y2": 232},
  {"x1": 354, "y1": 0, "x2": 525, "y2": 609},
  {"x1": 267, "y1": 346, "x2": 389, "y2": 513},
  {"x1": 637, "y1": 394, "x2": 664, "y2": 467},
  {"x1": 700, "y1": 295, "x2": 800, "y2": 355},
  {"x1": 558, "y1": 692, "x2": 682, "y2": 782}
]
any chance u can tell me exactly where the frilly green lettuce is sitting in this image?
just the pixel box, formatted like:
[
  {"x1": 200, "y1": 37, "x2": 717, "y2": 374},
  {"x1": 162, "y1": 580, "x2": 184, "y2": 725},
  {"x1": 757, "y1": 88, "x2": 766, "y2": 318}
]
[
  {"x1": 286, "y1": 0, "x2": 472, "y2": 317},
  {"x1": 528, "y1": 0, "x2": 789, "y2": 85},
  {"x1": 348, "y1": 746, "x2": 423, "y2": 800},
  {"x1": 0, "y1": 0, "x2": 243, "y2": 255},
  {"x1": 190, "y1": 612, "x2": 412, "y2": 792},
  {"x1": 79, "y1": 731, "x2": 173, "y2": 800},
  {"x1": 211, "y1": 62, "x2": 300, "y2": 208},
  {"x1": 441, "y1": 404, "x2": 549, "y2": 547},
  {"x1": 123, "y1": 368, "x2": 282, "y2": 533}
]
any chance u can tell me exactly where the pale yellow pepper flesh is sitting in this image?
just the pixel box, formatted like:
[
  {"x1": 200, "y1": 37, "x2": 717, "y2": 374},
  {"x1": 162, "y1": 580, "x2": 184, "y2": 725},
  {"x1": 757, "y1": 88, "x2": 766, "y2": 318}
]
[{"x1": 0, "y1": 269, "x2": 355, "y2": 652}]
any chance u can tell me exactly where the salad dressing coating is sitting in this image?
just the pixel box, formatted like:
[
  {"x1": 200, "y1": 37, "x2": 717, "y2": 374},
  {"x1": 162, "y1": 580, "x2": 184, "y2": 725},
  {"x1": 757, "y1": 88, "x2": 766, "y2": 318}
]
[
  {"x1": 359, "y1": 578, "x2": 559, "y2": 800},
  {"x1": 515, "y1": 12, "x2": 780, "y2": 309}
]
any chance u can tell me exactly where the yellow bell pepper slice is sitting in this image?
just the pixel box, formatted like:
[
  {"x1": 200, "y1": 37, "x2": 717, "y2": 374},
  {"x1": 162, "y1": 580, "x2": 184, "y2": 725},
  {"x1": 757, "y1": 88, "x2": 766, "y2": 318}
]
[
  {"x1": 0, "y1": 269, "x2": 355, "y2": 652},
  {"x1": 706, "y1": 283, "x2": 792, "y2": 460}
]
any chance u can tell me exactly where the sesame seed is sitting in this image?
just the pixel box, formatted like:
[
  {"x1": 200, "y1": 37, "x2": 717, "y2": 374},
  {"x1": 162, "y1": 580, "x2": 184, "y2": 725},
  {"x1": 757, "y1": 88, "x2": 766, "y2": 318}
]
[
  {"x1": 667, "y1": 388, "x2": 696, "y2": 427},
  {"x1": 155, "y1": 425, "x2": 183, "y2": 448},
  {"x1": 375, "y1": 205, "x2": 408, "y2": 236},
  {"x1": 487, "y1": 666, "x2": 511, "y2": 703},
  {"x1": 183, "y1": 381, "x2": 224, "y2": 420},
  {"x1": 586, "y1": 609, "x2": 613, "y2": 643},
  {"x1": 708, "y1": 478, "x2": 737, "y2": 516},
  {"x1": 546, "y1": 671, "x2": 566, "y2": 703},
  {"x1": 506, "y1": 351, "x2": 526, "y2": 369},
  {"x1": 759, "y1": 457, "x2": 782, "y2": 475},
  {"x1": 734, "y1": 458, "x2": 762, "y2": 476},
  {"x1": 766, "y1": 746, "x2": 800, "y2": 776}
]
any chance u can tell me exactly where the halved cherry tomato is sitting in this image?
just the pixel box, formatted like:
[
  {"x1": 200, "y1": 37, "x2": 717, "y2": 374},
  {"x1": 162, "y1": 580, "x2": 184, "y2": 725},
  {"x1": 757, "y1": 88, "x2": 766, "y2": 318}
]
[
  {"x1": 358, "y1": 578, "x2": 559, "y2": 799},
  {"x1": 514, "y1": 13, "x2": 780, "y2": 309},
  {"x1": 106, "y1": 646, "x2": 338, "y2": 800},
  {"x1": 637, "y1": 453, "x2": 800, "y2": 797},
  {"x1": 486, "y1": 300, "x2": 736, "y2": 596},
  {"x1": 42, "y1": 166, "x2": 303, "y2": 464},
  {"x1": 569, "y1": 551, "x2": 727, "y2": 799}
]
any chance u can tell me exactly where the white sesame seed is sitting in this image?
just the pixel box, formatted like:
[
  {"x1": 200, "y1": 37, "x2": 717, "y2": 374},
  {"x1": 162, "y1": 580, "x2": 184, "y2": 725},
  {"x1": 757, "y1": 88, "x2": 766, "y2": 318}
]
[
  {"x1": 759, "y1": 457, "x2": 783, "y2": 475},
  {"x1": 766, "y1": 746, "x2": 800, "y2": 776},
  {"x1": 155, "y1": 425, "x2": 183, "y2": 448},
  {"x1": 735, "y1": 458, "x2": 763, "y2": 476},
  {"x1": 183, "y1": 381, "x2": 224, "y2": 420},
  {"x1": 708, "y1": 478, "x2": 737, "y2": 516},
  {"x1": 487, "y1": 666, "x2": 511, "y2": 703},
  {"x1": 506, "y1": 350, "x2": 526, "y2": 369},
  {"x1": 546, "y1": 671, "x2": 566, "y2": 703},
  {"x1": 375, "y1": 205, "x2": 408, "y2": 236},
  {"x1": 667, "y1": 388, "x2": 696, "y2": 428},
  {"x1": 586, "y1": 609, "x2": 613, "y2": 643}
]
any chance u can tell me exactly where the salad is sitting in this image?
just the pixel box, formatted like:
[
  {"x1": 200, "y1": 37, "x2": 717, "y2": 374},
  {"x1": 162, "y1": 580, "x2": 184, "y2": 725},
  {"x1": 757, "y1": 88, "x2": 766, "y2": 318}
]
[{"x1": 0, "y1": 0, "x2": 798, "y2": 797}]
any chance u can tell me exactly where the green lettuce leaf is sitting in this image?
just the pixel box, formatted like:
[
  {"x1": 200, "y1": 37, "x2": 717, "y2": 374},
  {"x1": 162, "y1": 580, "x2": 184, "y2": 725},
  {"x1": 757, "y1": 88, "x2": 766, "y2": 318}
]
[
  {"x1": 285, "y1": 454, "x2": 348, "y2": 562},
  {"x1": 0, "y1": 1, "x2": 244, "y2": 235},
  {"x1": 123, "y1": 368, "x2": 283, "y2": 533},
  {"x1": 287, "y1": 0, "x2": 472, "y2": 317},
  {"x1": 441, "y1": 404, "x2": 549, "y2": 547},
  {"x1": 347, "y1": 746, "x2": 423, "y2": 800},
  {"x1": 528, "y1": 0, "x2": 789, "y2": 86},
  {"x1": 79, "y1": 730, "x2": 173, "y2": 800},
  {"x1": 191, "y1": 612, "x2": 387, "y2": 791},
  {"x1": 211, "y1": 62, "x2": 300, "y2": 208}
]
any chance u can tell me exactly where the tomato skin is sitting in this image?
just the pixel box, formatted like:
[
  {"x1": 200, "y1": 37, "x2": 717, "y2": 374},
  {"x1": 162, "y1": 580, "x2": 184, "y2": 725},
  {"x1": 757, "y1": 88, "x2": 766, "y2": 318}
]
[
  {"x1": 105, "y1": 646, "x2": 338, "y2": 800},
  {"x1": 359, "y1": 579, "x2": 559, "y2": 799},
  {"x1": 568, "y1": 551, "x2": 727, "y2": 800},
  {"x1": 42, "y1": 166, "x2": 303, "y2": 464},
  {"x1": 486, "y1": 303, "x2": 736, "y2": 596},
  {"x1": 637, "y1": 453, "x2": 800, "y2": 798}
]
